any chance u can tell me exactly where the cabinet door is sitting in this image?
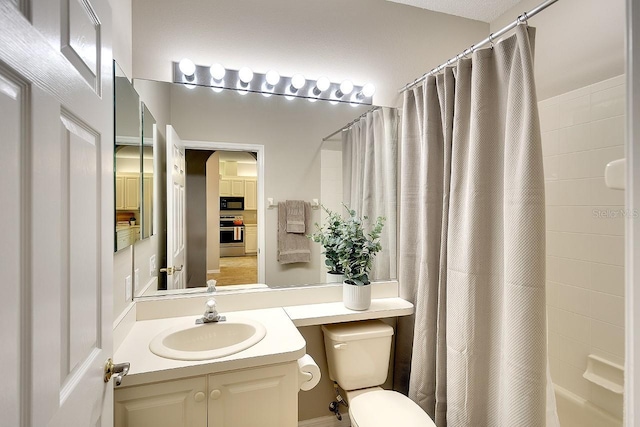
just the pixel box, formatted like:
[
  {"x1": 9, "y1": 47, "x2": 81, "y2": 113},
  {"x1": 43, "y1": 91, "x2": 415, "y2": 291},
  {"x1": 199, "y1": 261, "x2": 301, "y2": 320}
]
[
  {"x1": 219, "y1": 178, "x2": 231, "y2": 197},
  {"x1": 245, "y1": 226, "x2": 257, "y2": 254},
  {"x1": 231, "y1": 179, "x2": 244, "y2": 197},
  {"x1": 124, "y1": 176, "x2": 140, "y2": 209},
  {"x1": 244, "y1": 179, "x2": 257, "y2": 210},
  {"x1": 208, "y1": 363, "x2": 298, "y2": 427},
  {"x1": 115, "y1": 377, "x2": 207, "y2": 427},
  {"x1": 115, "y1": 176, "x2": 125, "y2": 210}
]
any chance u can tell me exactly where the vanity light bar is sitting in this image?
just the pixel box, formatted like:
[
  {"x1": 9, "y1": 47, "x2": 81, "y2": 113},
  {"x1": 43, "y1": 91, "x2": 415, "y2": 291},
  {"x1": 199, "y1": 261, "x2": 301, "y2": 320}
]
[{"x1": 172, "y1": 61, "x2": 375, "y2": 105}]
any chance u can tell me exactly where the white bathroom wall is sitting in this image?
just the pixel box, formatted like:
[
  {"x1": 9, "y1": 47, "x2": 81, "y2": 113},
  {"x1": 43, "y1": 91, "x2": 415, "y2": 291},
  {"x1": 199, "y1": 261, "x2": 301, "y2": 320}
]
[
  {"x1": 110, "y1": 0, "x2": 133, "y2": 77},
  {"x1": 540, "y1": 75, "x2": 626, "y2": 417},
  {"x1": 131, "y1": 0, "x2": 489, "y2": 107}
]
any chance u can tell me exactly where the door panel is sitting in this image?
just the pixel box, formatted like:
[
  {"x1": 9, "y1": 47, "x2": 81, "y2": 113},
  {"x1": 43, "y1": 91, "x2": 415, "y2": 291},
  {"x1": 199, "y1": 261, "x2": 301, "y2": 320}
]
[
  {"x1": 60, "y1": 0, "x2": 101, "y2": 90},
  {"x1": 0, "y1": 65, "x2": 27, "y2": 427},
  {"x1": 0, "y1": 1, "x2": 113, "y2": 426},
  {"x1": 166, "y1": 125, "x2": 186, "y2": 289}
]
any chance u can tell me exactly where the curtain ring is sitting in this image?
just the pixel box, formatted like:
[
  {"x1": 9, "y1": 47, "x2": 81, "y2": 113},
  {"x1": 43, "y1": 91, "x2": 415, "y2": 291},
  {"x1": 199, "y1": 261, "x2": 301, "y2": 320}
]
[
  {"x1": 464, "y1": 45, "x2": 474, "y2": 58},
  {"x1": 517, "y1": 11, "x2": 529, "y2": 26},
  {"x1": 488, "y1": 33, "x2": 494, "y2": 49}
]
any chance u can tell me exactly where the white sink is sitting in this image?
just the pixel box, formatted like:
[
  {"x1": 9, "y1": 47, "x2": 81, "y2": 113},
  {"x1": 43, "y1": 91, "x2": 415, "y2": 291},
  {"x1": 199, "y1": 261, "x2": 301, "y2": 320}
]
[{"x1": 149, "y1": 318, "x2": 267, "y2": 361}]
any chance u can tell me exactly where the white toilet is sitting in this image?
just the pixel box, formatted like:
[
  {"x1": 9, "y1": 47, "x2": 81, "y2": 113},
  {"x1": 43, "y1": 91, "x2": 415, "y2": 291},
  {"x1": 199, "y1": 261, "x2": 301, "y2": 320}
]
[{"x1": 322, "y1": 320, "x2": 436, "y2": 427}]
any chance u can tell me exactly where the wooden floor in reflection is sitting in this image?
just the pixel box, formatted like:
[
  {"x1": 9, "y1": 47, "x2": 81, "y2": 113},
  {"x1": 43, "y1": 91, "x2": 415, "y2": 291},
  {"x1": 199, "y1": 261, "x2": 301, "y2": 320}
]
[{"x1": 207, "y1": 255, "x2": 258, "y2": 286}]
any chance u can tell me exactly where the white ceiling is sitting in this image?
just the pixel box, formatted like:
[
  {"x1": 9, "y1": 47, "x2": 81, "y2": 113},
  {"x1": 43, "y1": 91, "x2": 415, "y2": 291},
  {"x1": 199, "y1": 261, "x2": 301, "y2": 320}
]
[{"x1": 386, "y1": 0, "x2": 523, "y2": 23}]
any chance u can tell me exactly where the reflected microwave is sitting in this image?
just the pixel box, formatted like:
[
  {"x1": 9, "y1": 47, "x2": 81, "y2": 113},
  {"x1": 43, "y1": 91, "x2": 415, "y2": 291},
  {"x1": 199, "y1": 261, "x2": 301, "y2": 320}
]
[{"x1": 220, "y1": 196, "x2": 244, "y2": 211}]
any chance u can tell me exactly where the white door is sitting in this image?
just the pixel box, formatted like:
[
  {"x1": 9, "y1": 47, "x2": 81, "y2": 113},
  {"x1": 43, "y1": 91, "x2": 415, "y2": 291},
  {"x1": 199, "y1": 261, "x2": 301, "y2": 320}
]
[
  {"x1": 0, "y1": 1, "x2": 114, "y2": 426},
  {"x1": 166, "y1": 125, "x2": 187, "y2": 289}
]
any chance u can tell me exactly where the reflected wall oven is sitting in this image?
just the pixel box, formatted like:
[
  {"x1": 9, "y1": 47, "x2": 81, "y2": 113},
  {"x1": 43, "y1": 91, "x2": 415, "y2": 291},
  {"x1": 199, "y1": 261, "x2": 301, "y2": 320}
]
[{"x1": 220, "y1": 215, "x2": 245, "y2": 257}]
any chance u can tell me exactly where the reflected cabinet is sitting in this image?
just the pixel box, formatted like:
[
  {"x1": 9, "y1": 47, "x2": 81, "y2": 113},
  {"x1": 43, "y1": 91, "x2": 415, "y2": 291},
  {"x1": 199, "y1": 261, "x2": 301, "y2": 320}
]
[{"x1": 114, "y1": 60, "x2": 156, "y2": 252}]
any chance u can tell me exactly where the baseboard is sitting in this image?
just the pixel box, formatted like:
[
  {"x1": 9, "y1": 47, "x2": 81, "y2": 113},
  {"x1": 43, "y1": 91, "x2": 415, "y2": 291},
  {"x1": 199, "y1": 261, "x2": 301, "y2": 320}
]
[
  {"x1": 207, "y1": 269, "x2": 220, "y2": 274},
  {"x1": 298, "y1": 414, "x2": 351, "y2": 427}
]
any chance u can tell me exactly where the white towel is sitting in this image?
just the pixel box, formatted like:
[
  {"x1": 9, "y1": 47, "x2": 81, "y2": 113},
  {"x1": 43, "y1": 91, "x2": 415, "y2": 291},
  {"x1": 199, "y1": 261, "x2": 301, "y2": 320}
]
[
  {"x1": 233, "y1": 226, "x2": 242, "y2": 241},
  {"x1": 285, "y1": 200, "x2": 306, "y2": 233}
]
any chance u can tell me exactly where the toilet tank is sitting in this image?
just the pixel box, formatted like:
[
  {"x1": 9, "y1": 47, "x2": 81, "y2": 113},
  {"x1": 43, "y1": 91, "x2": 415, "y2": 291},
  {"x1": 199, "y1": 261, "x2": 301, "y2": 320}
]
[{"x1": 322, "y1": 320, "x2": 394, "y2": 391}]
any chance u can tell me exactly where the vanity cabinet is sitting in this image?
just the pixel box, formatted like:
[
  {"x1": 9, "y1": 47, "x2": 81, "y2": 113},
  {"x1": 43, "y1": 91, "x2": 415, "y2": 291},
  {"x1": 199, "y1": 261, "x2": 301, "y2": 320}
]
[
  {"x1": 114, "y1": 363, "x2": 298, "y2": 427},
  {"x1": 245, "y1": 224, "x2": 257, "y2": 254},
  {"x1": 208, "y1": 363, "x2": 298, "y2": 427},
  {"x1": 115, "y1": 173, "x2": 140, "y2": 210},
  {"x1": 115, "y1": 376, "x2": 207, "y2": 427}
]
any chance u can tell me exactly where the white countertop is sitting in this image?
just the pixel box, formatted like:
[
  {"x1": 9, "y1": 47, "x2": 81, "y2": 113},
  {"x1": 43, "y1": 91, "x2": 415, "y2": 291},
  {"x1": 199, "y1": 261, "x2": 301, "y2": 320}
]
[
  {"x1": 284, "y1": 297, "x2": 414, "y2": 327},
  {"x1": 114, "y1": 307, "x2": 306, "y2": 387}
]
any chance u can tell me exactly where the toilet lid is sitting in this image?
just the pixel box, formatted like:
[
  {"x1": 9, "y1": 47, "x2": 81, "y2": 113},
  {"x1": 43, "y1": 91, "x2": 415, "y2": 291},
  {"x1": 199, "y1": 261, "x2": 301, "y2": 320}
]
[{"x1": 349, "y1": 390, "x2": 435, "y2": 427}]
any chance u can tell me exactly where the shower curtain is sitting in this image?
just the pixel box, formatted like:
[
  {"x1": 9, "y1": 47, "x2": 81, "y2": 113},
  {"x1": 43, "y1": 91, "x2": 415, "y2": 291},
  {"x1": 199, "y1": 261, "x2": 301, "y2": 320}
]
[
  {"x1": 342, "y1": 107, "x2": 398, "y2": 281},
  {"x1": 394, "y1": 25, "x2": 556, "y2": 426}
]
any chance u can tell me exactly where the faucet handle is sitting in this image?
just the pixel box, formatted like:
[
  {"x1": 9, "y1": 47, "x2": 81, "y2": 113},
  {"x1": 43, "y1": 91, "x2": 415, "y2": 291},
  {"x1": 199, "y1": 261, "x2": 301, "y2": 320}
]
[{"x1": 205, "y1": 298, "x2": 217, "y2": 313}]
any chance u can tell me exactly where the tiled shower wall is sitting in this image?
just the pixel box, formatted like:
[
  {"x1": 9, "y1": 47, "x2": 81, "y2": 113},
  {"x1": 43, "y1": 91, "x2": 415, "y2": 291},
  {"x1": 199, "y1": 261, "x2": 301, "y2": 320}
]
[{"x1": 539, "y1": 75, "x2": 626, "y2": 416}]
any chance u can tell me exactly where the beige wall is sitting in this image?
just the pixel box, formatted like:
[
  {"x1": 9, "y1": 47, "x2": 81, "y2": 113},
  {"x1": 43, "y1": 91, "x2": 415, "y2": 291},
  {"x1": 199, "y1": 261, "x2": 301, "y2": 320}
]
[
  {"x1": 490, "y1": 0, "x2": 625, "y2": 101},
  {"x1": 131, "y1": 0, "x2": 488, "y2": 107}
]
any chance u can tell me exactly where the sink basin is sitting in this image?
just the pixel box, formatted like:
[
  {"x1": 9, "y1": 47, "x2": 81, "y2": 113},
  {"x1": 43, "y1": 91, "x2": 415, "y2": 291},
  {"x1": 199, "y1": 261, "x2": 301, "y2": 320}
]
[{"x1": 149, "y1": 318, "x2": 267, "y2": 361}]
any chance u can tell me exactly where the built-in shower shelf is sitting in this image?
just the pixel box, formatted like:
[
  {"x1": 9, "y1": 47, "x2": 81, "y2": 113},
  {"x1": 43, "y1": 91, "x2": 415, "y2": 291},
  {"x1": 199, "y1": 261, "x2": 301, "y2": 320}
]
[{"x1": 583, "y1": 354, "x2": 624, "y2": 394}]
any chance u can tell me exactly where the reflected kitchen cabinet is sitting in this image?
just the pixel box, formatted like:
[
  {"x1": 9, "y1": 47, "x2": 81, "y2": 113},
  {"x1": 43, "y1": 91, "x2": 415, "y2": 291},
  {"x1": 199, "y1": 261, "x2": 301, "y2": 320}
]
[
  {"x1": 244, "y1": 178, "x2": 257, "y2": 210},
  {"x1": 245, "y1": 224, "x2": 257, "y2": 254},
  {"x1": 115, "y1": 173, "x2": 140, "y2": 211},
  {"x1": 219, "y1": 177, "x2": 244, "y2": 197}
]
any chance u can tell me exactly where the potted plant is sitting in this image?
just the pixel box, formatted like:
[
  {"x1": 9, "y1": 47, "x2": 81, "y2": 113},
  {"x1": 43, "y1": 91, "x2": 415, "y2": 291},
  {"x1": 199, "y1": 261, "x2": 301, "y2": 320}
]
[
  {"x1": 336, "y1": 205, "x2": 385, "y2": 310},
  {"x1": 310, "y1": 206, "x2": 345, "y2": 283}
]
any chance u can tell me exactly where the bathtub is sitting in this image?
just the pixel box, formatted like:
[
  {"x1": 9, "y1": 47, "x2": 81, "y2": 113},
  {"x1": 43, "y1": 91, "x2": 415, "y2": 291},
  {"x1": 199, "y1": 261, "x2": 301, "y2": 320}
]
[{"x1": 554, "y1": 385, "x2": 622, "y2": 427}]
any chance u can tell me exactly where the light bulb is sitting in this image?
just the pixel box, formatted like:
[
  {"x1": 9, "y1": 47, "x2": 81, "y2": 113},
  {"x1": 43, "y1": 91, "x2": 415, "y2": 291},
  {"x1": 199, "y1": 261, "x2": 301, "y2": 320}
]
[
  {"x1": 266, "y1": 70, "x2": 280, "y2": 86},
  {"x1": 211, "y1": 86, "x2": 223, "y2": 93},
  {"x1": 339, "y1": 80, "x2": 354, "y2": 95},
  {"x1": 210, "y1": 63, "x2": 226, "y2": 80},
  {"x1": 361, "y1": 83, "x2": 376, "y2": 97},
  {"x1": 184, "y1": 84, "x2": 196, "y2": 90},
  {"x1": 316, "y1": 76, "x2": 330, "y2": 92},
  {"x1": 178, "y1": 58, "x2": 196, "y2": 76},
  {"x1": 239, "y1": 67, "x2": 254, "y2": 84},
  {"x1": 291, "y1": 73, "x2": 306, "y2": 90}
]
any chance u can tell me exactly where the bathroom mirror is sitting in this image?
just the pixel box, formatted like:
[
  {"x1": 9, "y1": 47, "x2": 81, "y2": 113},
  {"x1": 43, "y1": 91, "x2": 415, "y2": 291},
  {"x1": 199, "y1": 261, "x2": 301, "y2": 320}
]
[
  {"x1": 114, "y1": 62, "x2": 142, "y2": 252},
  {"x1": 133, "y1": 79, "x2": 398, "y2": 297},
  {"x1": 141, "y1": 104, "x2": 156, "y2": 239}
]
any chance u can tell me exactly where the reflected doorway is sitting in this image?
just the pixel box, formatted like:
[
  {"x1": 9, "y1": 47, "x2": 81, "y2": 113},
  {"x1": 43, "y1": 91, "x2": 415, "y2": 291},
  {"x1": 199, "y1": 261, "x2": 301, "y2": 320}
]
[{"x1": 184, "y1": 148, "x2": 260, "y2": 288}]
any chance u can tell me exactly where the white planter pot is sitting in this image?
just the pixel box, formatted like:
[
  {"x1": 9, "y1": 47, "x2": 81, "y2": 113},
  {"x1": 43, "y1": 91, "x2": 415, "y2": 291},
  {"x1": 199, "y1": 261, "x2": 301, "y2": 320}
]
[
  {"x1": 343, "y1": 281, "x2": 372, "y2": 311},
  {"x1": 326, "y1": 272, "x2": 345, "y2": 283}
]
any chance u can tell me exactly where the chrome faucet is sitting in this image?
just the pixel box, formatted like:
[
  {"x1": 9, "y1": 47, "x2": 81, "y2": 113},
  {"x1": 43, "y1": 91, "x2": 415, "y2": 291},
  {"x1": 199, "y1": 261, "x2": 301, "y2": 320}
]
[{"x1": 196, "y1": 298, "x2": 226, "y2": 324}]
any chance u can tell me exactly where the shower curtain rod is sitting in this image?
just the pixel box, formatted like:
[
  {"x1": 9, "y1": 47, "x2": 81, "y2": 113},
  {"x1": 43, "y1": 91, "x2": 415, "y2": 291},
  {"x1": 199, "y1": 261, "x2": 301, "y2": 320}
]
[
  {"x1": 322, "y1": 106, "x2": 381, "y2": 141},
  {"x1": 398, "y1": 0, "x2": 559, "y2": 93}
]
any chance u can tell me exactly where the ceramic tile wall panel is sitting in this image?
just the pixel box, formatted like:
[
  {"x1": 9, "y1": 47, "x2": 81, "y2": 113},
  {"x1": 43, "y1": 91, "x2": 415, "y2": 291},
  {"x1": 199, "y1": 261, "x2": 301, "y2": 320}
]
[{"x1": 540, "y1": 75, "x2": 625, "y2": 415}]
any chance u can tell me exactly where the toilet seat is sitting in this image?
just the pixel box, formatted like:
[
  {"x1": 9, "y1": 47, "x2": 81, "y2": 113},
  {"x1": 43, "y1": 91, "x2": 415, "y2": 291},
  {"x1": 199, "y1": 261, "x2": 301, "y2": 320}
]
[{"x1": 349, "y1": 390, "x2": 435, "y2": 427}]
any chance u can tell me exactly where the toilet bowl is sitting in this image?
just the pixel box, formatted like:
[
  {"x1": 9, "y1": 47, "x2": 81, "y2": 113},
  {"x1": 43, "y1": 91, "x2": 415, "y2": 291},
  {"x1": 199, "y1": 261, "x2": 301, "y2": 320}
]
[{"x1": 322, "y1": 320, "x2": 435, "y2": 427}]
